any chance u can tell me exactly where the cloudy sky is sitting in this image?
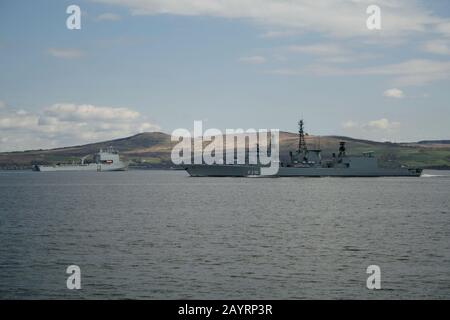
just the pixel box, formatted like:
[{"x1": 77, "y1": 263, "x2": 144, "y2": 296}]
[{"x1": 1, "y1": 0, "x2": 450, "y2": 151}]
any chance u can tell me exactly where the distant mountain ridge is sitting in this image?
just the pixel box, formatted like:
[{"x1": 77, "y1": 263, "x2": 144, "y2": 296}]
[
  {"x1": 417, "y1": 140, "x2": 450, "y2": 145},
  {"x1": 1, "y1": 131, "x2": 450, "y2": 169}
]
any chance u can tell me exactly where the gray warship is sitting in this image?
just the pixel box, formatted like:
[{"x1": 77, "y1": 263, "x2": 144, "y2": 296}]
[{"x1": 185, "y1": 120, "x2": 422, "y2": 177}]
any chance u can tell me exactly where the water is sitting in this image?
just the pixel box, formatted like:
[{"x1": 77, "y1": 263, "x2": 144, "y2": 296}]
[{"x1": 0, "y1": 170, "x2": 449, "y2": 299}]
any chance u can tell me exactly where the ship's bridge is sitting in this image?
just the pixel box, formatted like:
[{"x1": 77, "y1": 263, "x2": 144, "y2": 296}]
[
  {"x1": 306, "y1": 149, "x2": 322, "y2": 164},
  {"x1": 94, "y1": 147, "x2": 121, "y2": 164}
]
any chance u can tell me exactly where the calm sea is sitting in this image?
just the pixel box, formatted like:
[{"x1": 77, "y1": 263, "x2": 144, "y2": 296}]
[{"x1": 0, "y1": 170, "x2": 449, "y2": 299}]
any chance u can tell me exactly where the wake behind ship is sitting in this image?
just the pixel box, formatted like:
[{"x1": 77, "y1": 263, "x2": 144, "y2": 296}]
[
  {"x1": 34, "y1": 147, "x2": 128, "y2": 172},
  {"x1": 185, "y1": 120, "x2": 422, "y2": 178}
]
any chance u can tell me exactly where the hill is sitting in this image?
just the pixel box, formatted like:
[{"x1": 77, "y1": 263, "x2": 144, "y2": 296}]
[{"x1": 1, "y1": 131, "x2": 450, "y2": 169}]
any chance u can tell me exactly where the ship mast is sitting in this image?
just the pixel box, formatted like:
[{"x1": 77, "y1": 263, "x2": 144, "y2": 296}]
[{"x1": 297, "y1": 119, "x2": 307, "y2": 154}]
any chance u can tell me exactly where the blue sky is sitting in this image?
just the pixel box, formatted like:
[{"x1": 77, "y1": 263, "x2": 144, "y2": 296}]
[{"x1": 1, "y1": 0, "x2": 450, "y2": 151}]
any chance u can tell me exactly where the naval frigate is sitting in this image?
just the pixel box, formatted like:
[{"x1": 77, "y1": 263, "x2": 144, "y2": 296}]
[{"x1": 185, "y1": 120, "x2": 422, "y2": 177}]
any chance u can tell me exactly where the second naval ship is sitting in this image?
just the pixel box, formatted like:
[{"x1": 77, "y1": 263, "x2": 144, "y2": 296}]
[
  {"x1": 34, "y1": 147, "x2": 128, "y2": 172},
  {"x1": 185, "y1": 120, "x2": 422, "y2": 177}
]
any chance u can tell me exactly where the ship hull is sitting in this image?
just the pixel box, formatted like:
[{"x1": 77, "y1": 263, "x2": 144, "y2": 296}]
[
  {"x1": 185, "y1": 164, "x2": 260, "y2": 177},
  {"x1": 185, "y1": 164, "x2": 422, "y2": 177},
  {"x1": 35, "y1": 163, "x2": 127, "y2": 172}
]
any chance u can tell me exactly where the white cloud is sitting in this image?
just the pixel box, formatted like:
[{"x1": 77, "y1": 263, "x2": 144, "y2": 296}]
[
  {"x1": 93, "y1": 0, "x2": 446, "y2": 39},
  {"x1": 287, "y1": 43, "x2": 348, "y2": 56},
  {"x1": 366, "y1": 118, "x2": 400, "y2": 130},
  {"x1": 96, "y1": 13, "x2": 122, "y2": 21},
  {"x1": 284, "y1": 42, "x2": 381, "y2": 64},
  {"x1": 90, "y1": 1, "x2": 450, "y2": 87},
  {"x1": 363, "y1": 59, "x2": 450, "y2": 86},
  {"x1": 342, "y1": 120, "x2": 358, "y2": 129},
  {"x1": 269, "y1": 59, "x2": 450, "y2": 86},
  {"x1": 44, "y1": 103, "x2": 140, "y2": 121},
  {"x1": 341, "y1": 118, "x2": 401, "y2": 141},
  {"x1": 0, "y1": 111, "x2": 39, "y2": 129},
  {"x1": 383, "y1": 88, "x2": 404, "y2": 99},
  {"x1": 238, "y1": 55, "x2": 267, "y2": 64},
  {"x1": 259, "y1": 30, "x2": 301, "y2": 38},
  {"x1": 47, "y1": 48, "x2": 85, "y2": 59},
  {"x1": 0, "y1": 103, "x2": 160, "y2": 152},
  {"x1": 435, "y1": 21, "x2": 450, "y2": 37},
  {"x1": 281, "y1": 41, "x2": 383, "y2": 65},
  {"x1": 421, "y1": 40, "x2": 450, "y2": 55},
  {"x1": 342, "y1": 118, "x2": 401, "y2": 131},
  {"x1": 0, "y1": 101, "x2": 6, "y2": 109}
]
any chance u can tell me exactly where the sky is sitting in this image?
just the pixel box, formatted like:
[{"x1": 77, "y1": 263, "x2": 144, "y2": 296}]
[{"x1": 1, "y1": 0, "x2": 450, "y2": 151}]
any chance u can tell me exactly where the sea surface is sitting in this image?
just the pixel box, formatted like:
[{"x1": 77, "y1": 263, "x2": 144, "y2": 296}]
[{"x1": 0, "y1": 170, "x2": 449, "y2": 299}]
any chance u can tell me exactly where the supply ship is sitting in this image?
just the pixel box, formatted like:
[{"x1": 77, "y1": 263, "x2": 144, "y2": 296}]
[
  {"x1": 34, "y1": 147, "x2": 128, "y2": 172},
  {"x1": 185, "y1": 120, "x2": 422, "y2": 177}
]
